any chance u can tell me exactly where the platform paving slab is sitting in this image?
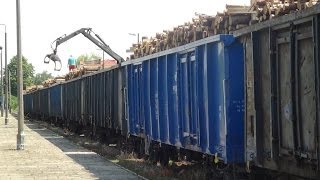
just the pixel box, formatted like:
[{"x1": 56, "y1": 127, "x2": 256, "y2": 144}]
[{"x1": 0, "y1": 114, "x2": 142, "y2": 180}]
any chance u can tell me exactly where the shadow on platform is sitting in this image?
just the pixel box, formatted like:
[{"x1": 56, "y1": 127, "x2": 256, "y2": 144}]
[{"x1": 25, "y1": 121, "x2": 140, "y2": 180}]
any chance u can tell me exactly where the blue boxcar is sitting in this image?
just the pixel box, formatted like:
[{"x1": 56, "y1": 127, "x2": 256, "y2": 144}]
[
  {"x1": 49, "y1": 84, "x2": 63, "y2": 118},
  {"x1": 123, "y1": 35, "x2": 244, "y2": 163}
]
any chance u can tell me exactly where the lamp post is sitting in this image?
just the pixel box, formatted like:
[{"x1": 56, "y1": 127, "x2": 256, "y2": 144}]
[
  {"x1": 96, "y1": 49, "x2": 105, "y2": 69},
  {"x1": 0, "y1": 47, "x2": 2, "y2": 116},
  {"x1": 16, "y1": 0, "x2": 24, "y2": 150},
  {"x1": 128, "y1": 33, "x2": 139, "y2": 45},
  {"x1": 8, "y1": 70, "x2": 11, "y2": 113},
  {"x1": 0, "y1": 24, "x2": 8, "y2": 124},
  {"x1": 0, "y1": 43, "x2": 3, "y2": 118}
]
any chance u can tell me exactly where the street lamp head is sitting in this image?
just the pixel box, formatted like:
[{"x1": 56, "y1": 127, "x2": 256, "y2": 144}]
[
  {"x1": 0, "y1": 24, "x2": 6, "y2": 31},
  {"x1": 128, "y1": 33, "x2": 140, "y2": 44},
  {"x1": 128, "y1": 33, "x2": 137, "y2": 36},
  {"x1": 0, "y1": 46, "x2": 2, "y2": 50}
]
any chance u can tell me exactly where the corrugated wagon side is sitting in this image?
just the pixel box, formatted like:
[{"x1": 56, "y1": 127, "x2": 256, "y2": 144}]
[
  {"x1": 81, "y1": 66, "x2": 126, "y2": 134},
  {"x1": 32, "y1": 90, "x2": 41, "y2": 117},
  {"x1": 62, "y1": 78, "x2": 82, "y2": 127},
  {"x1": 123, "y1": 34, "x2": 245, "y2": 163},
  {"x1": 59, "y1": 65, "x2": 127, "y2": 136},
  {"x1": 23, "y1": 93, "x2": 33, "y2": 116},
  {"x1": 49, "y1": 83, "x2": 63, "y2": 119}
]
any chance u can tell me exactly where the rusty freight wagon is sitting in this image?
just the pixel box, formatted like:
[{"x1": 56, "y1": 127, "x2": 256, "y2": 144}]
[{"x1": 235, "y1": 4, "x2": 320, "y2": 178}]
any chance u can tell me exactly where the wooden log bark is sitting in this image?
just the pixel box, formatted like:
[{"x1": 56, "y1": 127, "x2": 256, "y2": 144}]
[{"x1": 82, "y1": 65, "x2": 101, "y2": 71}]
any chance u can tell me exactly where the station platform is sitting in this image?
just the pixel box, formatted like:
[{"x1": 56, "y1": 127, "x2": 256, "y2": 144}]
[{"x1": 0, "y1": 114, "x2": 142, "y2": 180}]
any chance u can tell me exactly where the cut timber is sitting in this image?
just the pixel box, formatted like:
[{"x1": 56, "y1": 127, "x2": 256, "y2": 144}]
[
  {"x1": 235, "y1": 24, "x2": 249, "y2": 29},
  {"x1": 297, "y1": 0, "x2": 307, "y2": 10},
  {"x1": 228, "y1": 14, "x2": 251, "y2": 26},
  {"x1": 225, "y1": 4, "x2": 251, "y2": 14},
  {"x1": 82, "y1": 65, "x2": 101, "y2": 71},
  {"x1": 255, "y1": 0, "x2": 267, "y2": 7}
]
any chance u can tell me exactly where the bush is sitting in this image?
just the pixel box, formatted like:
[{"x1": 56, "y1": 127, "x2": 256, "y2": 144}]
[{"x1": 10, "y1": 95, "x2": 18, "y2": 112}]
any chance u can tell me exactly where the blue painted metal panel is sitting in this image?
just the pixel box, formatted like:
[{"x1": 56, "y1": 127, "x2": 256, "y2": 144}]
[
  {"x1": 137, "y1": 64, "x2": 144, "y2": 133},
  {"x1": 167, "y1": 53, "x2": 180, "y2": 146},
  {"x1": 224, "y1": 42, "x2": 245, "y2": 163},
  {"x1": 50, "y1": 84, "x2": 63, "y2": 118},
  {"x1": 39, "y1": 88, "x2": 50, "y2": 118},
  {"x1": 207, "y1": 42, "x2": 222, "y2": 156},
  {"x1": 24, "y1": 93, "x2": 33, "y2": 114},
  {"x1": 142, "y1": 61, "x2": 152, "y2": 137},
  {"x1": 150, "y1": 59, "x2": 159, "y2": 140},
  {"x1": 178, "y1": 55, "x2": 190, "y2": 146},
  {"x1": 158, "y1": 55, "x2": 169, "y2": 143},
  {"x1": 127, "y1": 65, "x2": 135, "y2": 134},
  {"x1": 197, "y1": 45, "x2": 209, "y2": 152},
  {"x1": 125, "y1": 35, "x2": 244, "y2": 163}
]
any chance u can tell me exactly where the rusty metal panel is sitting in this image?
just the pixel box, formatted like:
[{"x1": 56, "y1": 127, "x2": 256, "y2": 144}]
[
  {"x1": 296, "y1": 31, "x2": 317, "y2": 158},
  {"x1": 277, "y1": 38, "x2": 295, "y2": 153},
  {"x1": 244, "y1": 34, "x2": 256, "y2": 162},
  {"x1": 239, "y1": 12, "x2": 320, "y2": 177},
  {"x1": 259, "y1": 30, "x2": 273, "y2": 161}
]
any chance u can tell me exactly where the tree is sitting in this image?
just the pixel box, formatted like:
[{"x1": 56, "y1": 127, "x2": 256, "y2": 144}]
[
  {"x1": 76, "y1": 53, "x2": 101, "y2": 65},
  {"x1": 33, "y1": 71, "x2": 53, "y2": 85},
  {"x1": 8, "y1": 55, "x2": 34, "y2": 96}
]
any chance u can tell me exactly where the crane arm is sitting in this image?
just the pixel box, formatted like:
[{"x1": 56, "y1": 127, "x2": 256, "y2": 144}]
[
  {"x1": 81, "y1": 30, "x2": 125, "y2": 63},
  {"x1": 45, "y1": 28, "x2": 124, "y2": 71},
  {"x1": 53, "y1": 28, "x2": 87, "y2": 51}
]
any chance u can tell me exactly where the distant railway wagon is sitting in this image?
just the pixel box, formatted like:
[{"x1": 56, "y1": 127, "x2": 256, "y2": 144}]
[
  {"x1": 61, "y1": 66, "x2": 126, "y2": 133},
  {"x1": 23, "y1": 5, "x2": 320, "y2": 179}
]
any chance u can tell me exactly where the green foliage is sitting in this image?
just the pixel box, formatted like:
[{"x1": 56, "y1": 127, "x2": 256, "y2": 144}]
[
  {"x1": 8, "y1": 56, "x2": 35, "y2": 96},
  {"x1": 76, "y1": 53, "x2": 101, "y2": 65},
  {"x1": 33, "y1": 71, "x2": 53, "y2": 85},
  {"x1": 10, "y1": 95, "x2": 17, "y2": 112}
]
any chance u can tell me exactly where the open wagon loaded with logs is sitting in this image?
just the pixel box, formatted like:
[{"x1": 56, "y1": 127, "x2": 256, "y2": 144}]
[
  {"x1": 64, "y1": 65, "x2": 101, "y2": 81},
  {"x1": 129, "y1": 4, "x2": 253, "y2": 59},
  {"x1": 129, "y1": 1, "x2": 320, "y2": 59},
  {"x1": 42, "y1": 76, "x2": 66, "y2": 88},
  {"x1": 64, "y1": 59, "x2": 117, "y2": 81},
  {"x1": 25, "y1": 85, "x2": 44, "y2": 93}
]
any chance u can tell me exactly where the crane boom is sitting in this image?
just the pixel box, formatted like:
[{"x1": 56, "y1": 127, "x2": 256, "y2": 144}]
[{"x1": 44, "y1": 28, "x2": 125, "y2": 71}]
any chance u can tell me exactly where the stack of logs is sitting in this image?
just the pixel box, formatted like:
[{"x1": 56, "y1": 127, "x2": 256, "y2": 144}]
[
  {"x1": 130, "y1": 1, "x2": 320, "y2": 59},
  {"x1": 130, "y1": 5, "x2": 252, "y2": 59},
  {"x1": 65, "y1": 70, "x2": 82, "y2": 81},
  {"x1": 25, "y1": 85, "x2": 44, "y2": 93},
  {"x1": 65, "y1": 60, "x2": 104, "y2": 81},
  {"x1": 42, "y1": 76, "x2": 65, "y2": 88},
  {"x1": 253, "y1": 0, "x2": 320, "y2": 22}
]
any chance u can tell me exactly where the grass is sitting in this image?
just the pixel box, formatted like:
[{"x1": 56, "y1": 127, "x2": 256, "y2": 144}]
[{"x1": 10, "y1": 95, "x2": 18, "y2": 111}]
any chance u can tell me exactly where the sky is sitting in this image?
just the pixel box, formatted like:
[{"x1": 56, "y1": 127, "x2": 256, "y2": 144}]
[{"x1": 0, "y1": 0, "x2": 249, "y2": 76}]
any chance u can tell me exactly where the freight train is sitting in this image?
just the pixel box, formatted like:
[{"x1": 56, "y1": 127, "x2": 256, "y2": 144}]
[{"x1": 24, "y1": 6, "x2": 320, "y2": 179}]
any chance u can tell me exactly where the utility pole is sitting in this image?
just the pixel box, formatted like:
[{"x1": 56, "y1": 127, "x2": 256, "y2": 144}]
[
  {"x1": 0, "y1": 48, "x2": 2, "y2": 114},
  {"x1": 128, "y1": 33, "x2": 140, "y2": 44},
  {"x1": 0, "y1": 40, "x2": 3, "y2": 118},
  {"x1": 0, "y1": 24, "x2": 9, "y2": 124},
  {"x1": 4, "y1": 26, "x2": 8, "y2": 124},
  {"x1": 8, "y1": 70, "x2": 11, "y2": 113},
  {"x1": 102, "y1": 51, "x2": 104, "y2": 69},
  {"x1": 16, "y1": 0, "x2": 24, "y2": 150}
]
